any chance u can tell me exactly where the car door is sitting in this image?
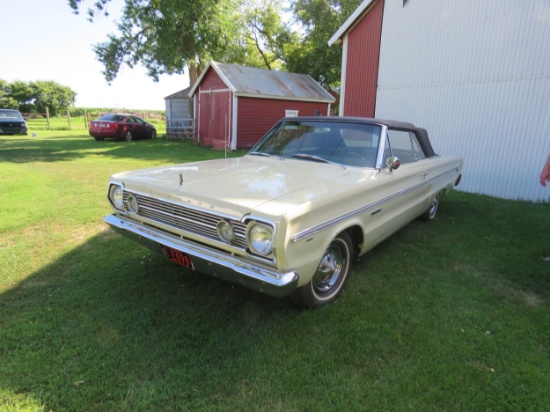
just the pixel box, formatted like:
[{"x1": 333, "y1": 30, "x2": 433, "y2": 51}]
[
  {"x1": 126, "y1": 116, "x2": 143, "y2": 138},
  {"x1": 133, "y1": 116, "x2": 151, "y2": 138},
  {"x1": 363, "y1": 128, "x2": 431, "y2": 246}
]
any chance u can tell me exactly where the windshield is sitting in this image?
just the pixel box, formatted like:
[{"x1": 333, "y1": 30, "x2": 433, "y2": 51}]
[
  {"x1": 0, "y1": 110, "x2": 24, "y2": 120},
  {"x1": 249, "y1": 120, "x2": 382, "y2": 168}
]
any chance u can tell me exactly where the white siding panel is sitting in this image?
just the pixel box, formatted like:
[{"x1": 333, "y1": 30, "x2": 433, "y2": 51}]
[
  {"x1": 375, "y1": 0, "x2": 550, "y2": 201},
  {"x1": 168, "y1": 99, "x2": 190, "y2": 119},
  {"x1": 165, "y1": 100, "x2": 172, "y2": 121}
]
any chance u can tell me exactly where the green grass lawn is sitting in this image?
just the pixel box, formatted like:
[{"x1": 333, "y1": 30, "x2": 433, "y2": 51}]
[{"x1": 1, "y1": 131, "x2": 549, "y2": 411}]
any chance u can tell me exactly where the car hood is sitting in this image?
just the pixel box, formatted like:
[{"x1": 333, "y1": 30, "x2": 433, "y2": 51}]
[
  {"x1": 111, "y1": 156, "x2": 376, "y2": 217},
  {"x1": 0, "y1": 118, "x2": 25, "y2": 123}
]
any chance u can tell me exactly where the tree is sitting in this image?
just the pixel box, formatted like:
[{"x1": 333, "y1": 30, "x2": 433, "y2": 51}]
[
  {"x1": 0, "y1": 79, "x2": 6, "y2": 101},
  {"x1": 286, "y1": 0, "x2": 363, "y2": 89},
  {"x1": 0, "y1": 80, "x2": 15, "y2": 109},
  {"x1": 70, "y1": 0, "x2": 249, "y2": 85},
  {"x1": 239, "y1": 0, "x2": 300, "y2": 71},
  {"x1": 29, "y1": 81, "x2": 76, "y2": 116},
  {"x1": 0, "y1": 80, "x2": 76, "y2": 115},
  {"x1": 69, "y1": 0, "x2": 361, "y2": 91},
  {"x1": 2, "y1": 81, "x2": 34, "y2": 111}
]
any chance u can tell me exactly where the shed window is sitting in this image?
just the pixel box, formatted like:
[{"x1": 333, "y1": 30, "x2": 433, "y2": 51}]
[{"x1": 285, "y1": 110, "x2": 299, "y2": 117}]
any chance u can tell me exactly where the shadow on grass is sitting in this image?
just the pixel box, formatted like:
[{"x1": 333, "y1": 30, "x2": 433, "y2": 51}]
[
  {"x1": 0, "y1": 134, "x2": 243, "y2": 165},
  {"x1": 0, "y1": 229, "x2": 300, "y2": 410}
]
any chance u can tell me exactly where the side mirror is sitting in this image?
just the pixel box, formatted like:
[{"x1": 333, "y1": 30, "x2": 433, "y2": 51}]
[{"x1": 386, "y1": 156, "x2": 401, "y2": 171}]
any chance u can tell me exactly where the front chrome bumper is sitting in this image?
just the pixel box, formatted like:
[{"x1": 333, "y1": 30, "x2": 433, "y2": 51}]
[{"x1": 104, "y1": 214, "x2": 299, "y2": 298}]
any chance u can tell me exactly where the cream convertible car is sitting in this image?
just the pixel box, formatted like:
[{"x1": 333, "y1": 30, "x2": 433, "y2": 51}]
[{"x1": 104, "y1": 117, "x2": 463, "y2": 308}]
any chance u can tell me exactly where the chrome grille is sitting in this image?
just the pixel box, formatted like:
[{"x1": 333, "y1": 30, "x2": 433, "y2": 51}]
[{"x1": 124, "y1": 192, "x2": 248, "y2": 249}]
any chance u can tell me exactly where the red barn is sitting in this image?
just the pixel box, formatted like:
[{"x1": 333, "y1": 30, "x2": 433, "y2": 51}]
[
  {"x1": 189, "y1": 61, "x2": 335, "y2": 149},
  {"x1": 328, "y1": 0, "x2": 384, "y2": 118}
]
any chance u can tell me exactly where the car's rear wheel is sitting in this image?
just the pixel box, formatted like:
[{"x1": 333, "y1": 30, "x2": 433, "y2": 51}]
[
  {"x1": 421, "y1": 193, "x2": 440, "y2": 221},
  {"x1": 124, "y1": 131, "x2": 133, "y2": 142},
  {"x1": 291, "y1": 232, "x2": 353, "y2": 308},
  {"x1": 94, "y1": 136, "x2": 104, "y2": 141}
]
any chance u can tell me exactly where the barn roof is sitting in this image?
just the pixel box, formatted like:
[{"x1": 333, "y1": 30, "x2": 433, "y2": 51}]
[
  {"x1": 189, "y1": 61, "x2": 335, "y2": 103},
  {"x1": 164, "y1": 86, "x2": 192, "y2": 100},
  {"x1": 328, "y1": 0, "x2": 377, "y2": 46}
]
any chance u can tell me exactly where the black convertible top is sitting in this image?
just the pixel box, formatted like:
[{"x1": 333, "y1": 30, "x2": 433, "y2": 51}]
[{"x1": 281, "y1": 116, "x2": 438, "y2": 158}]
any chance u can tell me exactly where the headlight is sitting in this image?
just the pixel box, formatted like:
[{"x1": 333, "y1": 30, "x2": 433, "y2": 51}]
[
  {"x1": 216, "y1": 220, "x2": 235, "y2": 243},
  {"x1": 108, "y1": 184, "x2": 124, "y2": 210},
  {"x1": 127, "y1": 194, "x2": 139, "y2": 213},
  {"x1": 247, "y1": 222, "x2": 274, "y2": 255}
]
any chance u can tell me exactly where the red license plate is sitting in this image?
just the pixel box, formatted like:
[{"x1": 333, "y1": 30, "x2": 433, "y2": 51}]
[{"x1": 163, "y1": 246, "x2": 194, "y2": 270}]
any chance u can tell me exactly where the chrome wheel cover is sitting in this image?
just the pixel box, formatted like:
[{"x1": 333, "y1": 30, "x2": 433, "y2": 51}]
[
  {"x1": 312, "y1": 244, "x2": 345, "y2": 295},
  {"x1": 427, "y1": 194, "x2": 439, "y2": 219}
]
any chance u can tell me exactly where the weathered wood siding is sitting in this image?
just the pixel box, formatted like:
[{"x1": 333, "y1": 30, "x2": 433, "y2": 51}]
[
  {"x1": 195, "y1": 68, "x2": 232, "y2": 148},
  {"x1": 191, "y1": 62, "x2": 334, "y2": 149},
  {"x1": 342, "y1": 0, "x2": 384, "y2": 118},
  {"x1": 236, "y1": 98, "x2": 331, "y2": 149}
]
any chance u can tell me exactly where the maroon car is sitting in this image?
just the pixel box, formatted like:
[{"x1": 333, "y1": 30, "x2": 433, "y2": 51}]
[{"x1": 89, "y1": 113, "x2": 157, "y2": 141}]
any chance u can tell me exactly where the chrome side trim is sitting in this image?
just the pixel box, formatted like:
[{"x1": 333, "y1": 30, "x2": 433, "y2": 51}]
[{"x1": 291, "y1": 167, "x2": 457, "y2": 242}]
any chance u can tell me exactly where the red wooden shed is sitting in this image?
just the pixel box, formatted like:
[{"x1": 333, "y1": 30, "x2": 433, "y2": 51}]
[{"x1": 188, "y1": 61, "x2": 335, "y2": 149}]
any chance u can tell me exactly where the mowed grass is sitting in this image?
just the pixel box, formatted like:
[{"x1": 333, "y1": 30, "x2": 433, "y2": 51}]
[{"x1": 1, "y1": 131, "x2": 549, "y2": 411}]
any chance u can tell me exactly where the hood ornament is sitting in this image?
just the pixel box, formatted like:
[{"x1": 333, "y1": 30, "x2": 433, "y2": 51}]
[{"x1": 179, "y1": 173, "x2": 184, "y2": 187}]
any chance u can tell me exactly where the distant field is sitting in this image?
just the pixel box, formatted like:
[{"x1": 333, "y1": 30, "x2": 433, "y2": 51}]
[{"x1": 25, "y1": 113, "x2": 167, "y2": 133}]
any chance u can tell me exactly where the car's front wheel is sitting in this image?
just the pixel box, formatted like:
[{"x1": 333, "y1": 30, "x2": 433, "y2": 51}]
[
  {"x1": 94, "y1": 136, "x2": 104, "y2": 141},
  {"x1": 151, "y1": 130, "x2": 157, "y2": 139},
  {"x1": 124, "y1": 131, "x2": 133, "y2": 142},
  {"x1": 291, "y1": 232, "x2": 353, "y2": 308}
]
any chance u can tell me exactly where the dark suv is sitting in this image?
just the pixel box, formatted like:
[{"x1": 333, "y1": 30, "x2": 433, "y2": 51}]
[{"x1": 0, "y1": 109, "x2": 28, "y2": 135}]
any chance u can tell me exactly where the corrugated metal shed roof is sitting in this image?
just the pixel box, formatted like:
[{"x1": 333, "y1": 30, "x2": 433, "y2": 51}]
[
  {"x1": 189, "y1": 61, "x2": 335, "y2": 103},
  {"x1": 164, "y1": 86, "x2": 192, "y2": 100}
]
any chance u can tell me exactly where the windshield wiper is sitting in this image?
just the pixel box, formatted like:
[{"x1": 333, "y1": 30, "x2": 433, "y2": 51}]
[
  {"x1": 249, "y1": 151, "x2": 285, "y2": 160},
  {"x1": 292, "y1": 154, "x2": 345, "y2": 168}
]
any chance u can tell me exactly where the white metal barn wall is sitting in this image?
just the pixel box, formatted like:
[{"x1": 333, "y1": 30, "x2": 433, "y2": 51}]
[{"x1": 375, "y1": 0, "x2": 550, "y2": 201}]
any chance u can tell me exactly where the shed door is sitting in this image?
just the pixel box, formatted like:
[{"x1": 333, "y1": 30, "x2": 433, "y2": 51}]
[{"x1": 199, "y1": 90, "x2": 232, "y2": 149}]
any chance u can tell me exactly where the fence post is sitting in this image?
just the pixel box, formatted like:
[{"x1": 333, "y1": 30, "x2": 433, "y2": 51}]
[{"x1": 45, "y1": 107, "x2": 50, "y2": 128}]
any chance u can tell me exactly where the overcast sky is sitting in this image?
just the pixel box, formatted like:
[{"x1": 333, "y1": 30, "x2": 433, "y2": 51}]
[{"x1": 0, "y1": 0, "x2": 188, "y2": 110}]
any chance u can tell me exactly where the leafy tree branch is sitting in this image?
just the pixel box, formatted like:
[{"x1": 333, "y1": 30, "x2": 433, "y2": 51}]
[{"x1": 68, "y1": 0, "x2": 362, "y2": 90}]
